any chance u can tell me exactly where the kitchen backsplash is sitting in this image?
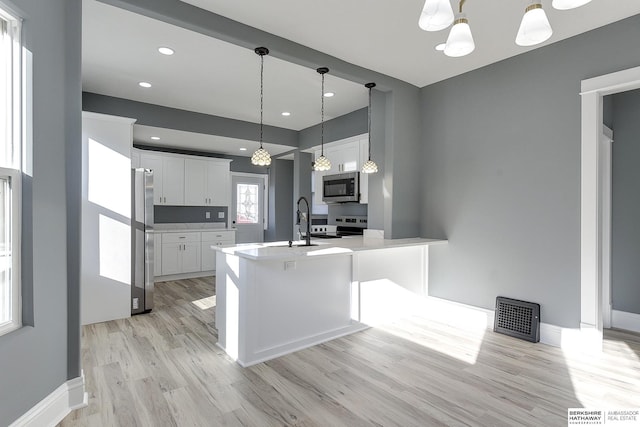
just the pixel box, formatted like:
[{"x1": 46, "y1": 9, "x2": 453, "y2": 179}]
[{"x1": 155, "y1": 205, "x2": 228, "y2": 226}]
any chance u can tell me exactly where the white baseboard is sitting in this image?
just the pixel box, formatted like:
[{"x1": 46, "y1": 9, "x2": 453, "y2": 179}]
[
  {"x1": 421, "y1": 296, "x2": 601, "y2": 351},
  {"x1": 10, "y1": 372, "x2": 87, "y2": 427},
  {"x1": 155, "y1": 270, "x2": 214, "y2": 282},
  {"x1": 612, "y1": 310, "x2": 640, "y2": 334}
]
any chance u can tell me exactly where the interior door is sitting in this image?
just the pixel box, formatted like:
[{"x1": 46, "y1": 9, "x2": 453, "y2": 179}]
[{"x1": 231, "y1": 174, "x2": 265, "y2": 244}]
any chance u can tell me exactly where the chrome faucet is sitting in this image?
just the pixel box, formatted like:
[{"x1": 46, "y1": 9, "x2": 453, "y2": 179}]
[{"x1": 296, "y1": 196, "x2": 312, "y2": 246}]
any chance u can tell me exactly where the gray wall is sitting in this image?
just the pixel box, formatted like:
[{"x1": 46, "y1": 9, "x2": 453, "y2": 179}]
[
  {"x1": 155, "y1": 206, "x2": 228, "y2": 225},
  {"x1": 0, "y1": 0, "x2": 82, "y2": 424},
  {"x1": 85, "y1": 92, "x2": 298, "y2": 148},
  {"x1": 266, "y1": 159, "x2": 294, "y2": 242},
  {"x1": 611, "y1": 89, "x2": 640, "y2": 315},
  {"x1": 298, "y1": 107, "x2": 367, "y2": 150},
  {"x1": 421, "y1": 14, "x2": 640, "y2": 328}
]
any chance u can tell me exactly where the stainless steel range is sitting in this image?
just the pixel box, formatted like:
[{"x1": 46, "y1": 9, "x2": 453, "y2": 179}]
[{"x1": 310, "y1": 215, "x2": 368, "y2": 238}]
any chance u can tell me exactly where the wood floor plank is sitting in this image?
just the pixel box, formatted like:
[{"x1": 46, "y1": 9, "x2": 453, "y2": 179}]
[{"x1": 59, "y1": 277, "x2": 640, "y2": 427}]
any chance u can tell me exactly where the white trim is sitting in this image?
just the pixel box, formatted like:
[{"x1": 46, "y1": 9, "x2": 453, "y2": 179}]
[
  {"x1": 580, "y1": 65, "x2": 640, "y2": 351},
  {"x1": 581, "y1": 66, "x2": 640, "y2": 95},
  {"x1": 611, "y1": 310, "x2": 640, "y2": 334},
  {"x1": 600, "y1": 126, "x2": 613, "y2": 329},
  {"x1": 9, "y1": 373, "x2": 87, "y2": 427},
  {"x1": 81, "y1": 111, "x2": 137, "y2": 125},
  {"x1": 421, "y1": 296, "x2": 602, "y2": 351},
  {"x1": 155, "y1": 270, "x2": 214, "y2": 282}
]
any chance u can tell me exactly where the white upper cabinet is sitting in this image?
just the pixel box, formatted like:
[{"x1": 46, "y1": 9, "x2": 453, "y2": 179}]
[
  {"x1": 326, "y1": 143, "x2": 359, "y2": 173},
  {"x1": 184, "y1": 158, "x2": 208, "y2": 206},
  {"x1": 162, "y1": 155, "x2": 185, "y2": 205},
  {"x1": 140, "y1": 152, "x2": 184, "y2": 205},
  {"x1": 184, "y1": 158, "x2": 231, "y2": 207},
  {"x1": 140, "y1": 151, "x2": 231, "y2": 207},
  {"x1": 312, "y1": 134, "x2": 369, "y2": 205}
]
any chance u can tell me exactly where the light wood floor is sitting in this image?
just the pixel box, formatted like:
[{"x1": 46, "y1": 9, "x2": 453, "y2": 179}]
[{"x1": 59, "y1": 277, "x2": 640, "y2": 427}]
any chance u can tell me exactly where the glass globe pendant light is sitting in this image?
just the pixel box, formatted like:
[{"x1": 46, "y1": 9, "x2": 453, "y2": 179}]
[
  {"x1": 361, "y1": 82, "x2": 378, "y2": 174},
  {"x1": 418, "y1": 0, "x2": 455, "y2": 32},
  {"x1": 251, "y1": 47, "x2": 272, "y2": 166},
  {"x1": 313, "y1": 67, "x2": 331, "y2": 172},
  {"x1": 444, "y1": 1, "x2": 474, "y2": 58},
  {"x1": 516, "y1": 2, "x2": 552, "y2": 47}
]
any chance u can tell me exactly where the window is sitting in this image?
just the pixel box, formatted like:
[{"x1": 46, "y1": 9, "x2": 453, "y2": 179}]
[
  {"x1": 0, "y1": 4, "x2": 22, "y2": 336},
  {"x1": 236, "y1": 183, "x2": 259, "y2": 224}
]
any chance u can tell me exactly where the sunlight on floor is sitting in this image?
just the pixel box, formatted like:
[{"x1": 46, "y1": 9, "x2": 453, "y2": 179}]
[
  {"x1": 562, "y1": 332, "x2": 640, "y2": 409},
  {"x1": 357, "y1": 278, "x2": 487, "y2": 365},
  {"x1": 191, "y1": 295, "x2": 216, "y2": 310}
]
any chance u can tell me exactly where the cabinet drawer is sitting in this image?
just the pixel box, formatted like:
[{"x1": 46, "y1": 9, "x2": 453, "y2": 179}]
[
  {"x1": 201, "y1": 231, "x2": 235, "y2": 242},
  {"x1": 161, "y1": 232, "x2": 201, "y2": 244}
]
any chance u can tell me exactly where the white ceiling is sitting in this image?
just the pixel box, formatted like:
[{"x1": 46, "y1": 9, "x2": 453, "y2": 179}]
[
  {"x1": 83, "y1": 0, "x2": 640, "y2": 156},
  {"x1": 181, "y1": 0, "x2": 640, "y2": 87}
]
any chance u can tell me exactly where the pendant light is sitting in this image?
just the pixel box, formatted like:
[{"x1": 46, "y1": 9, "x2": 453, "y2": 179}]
[
  {"x1": 418, "y1": 0, "x2": 454, "y2": 32},
  {"x1": 516, "y1": 1, "x2": 552, "y2": 47},
  {"x1": 444, "y1": 0, "x2": 475, "y2": 58},
  {"x1": 313, "y1": 67, "x2": 331, "y2": 172},
  {"x1": 251, "y1": 47, "x2": 271, "y2": 166},
  {"x1": 552, "y1": 0, "x2": 592, "y2": 10},
  {"x1": 361, "y1": 83, "x2": 378, "y2": 174}
]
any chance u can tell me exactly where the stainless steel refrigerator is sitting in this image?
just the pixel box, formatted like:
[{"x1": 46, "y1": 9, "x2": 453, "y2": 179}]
[{"x1": 131, "y1": 168, "x2": 154, "y2": 314}]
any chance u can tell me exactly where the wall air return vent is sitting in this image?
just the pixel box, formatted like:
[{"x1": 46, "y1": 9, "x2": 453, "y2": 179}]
[{"x1": 494, "y1": 296, "x2": 540, "y2": 343}]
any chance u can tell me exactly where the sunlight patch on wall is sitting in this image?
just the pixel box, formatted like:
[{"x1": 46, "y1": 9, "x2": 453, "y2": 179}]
[
  {"x1": 88, "y1": 138, "x2": 131, "y2": 218},
  {"x1": 99, "y1": 214, "x2": 130, "y2": 285}
]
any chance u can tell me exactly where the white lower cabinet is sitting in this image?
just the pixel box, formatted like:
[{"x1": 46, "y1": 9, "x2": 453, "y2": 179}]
[
  {"x1": 156, "y1": 229, "x2": 235, "y2": 278},
  {"x1": 201, "y1": 231, "x2": 236, "y2": 271},
  {"x1": 161, "y1": 232, "x2": 201, "y2": 275}
]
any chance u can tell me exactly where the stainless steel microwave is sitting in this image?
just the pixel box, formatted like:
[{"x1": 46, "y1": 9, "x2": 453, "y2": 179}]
[{"x1": 322, "y1": 172, "x2": 360, "y2": 203}]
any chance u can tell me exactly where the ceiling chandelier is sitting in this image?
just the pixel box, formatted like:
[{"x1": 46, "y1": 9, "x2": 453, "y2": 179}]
[
  {"x1": 313, "y1": 67, "x2": 332, "y2": 172},
  {"x1": 419, "y1": 0, "x2": 593, "y2": 58},
  {"x1": 251, "y1": 46, "x2": 271, "y2": 166}
]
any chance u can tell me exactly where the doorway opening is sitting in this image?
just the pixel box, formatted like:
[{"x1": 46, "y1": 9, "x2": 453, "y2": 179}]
[{"x1": 580, "y1": 65, "x2": 640, "y2": 349}]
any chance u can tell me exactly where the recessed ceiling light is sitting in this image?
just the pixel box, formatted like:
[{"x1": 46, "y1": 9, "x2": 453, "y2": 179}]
[
  {"x1": 239, "y1": 147, "x2": 247, "y2": 151},
  {"x1": 158, "y1": 47, "x2": 174, "y2": 55},
  {"x1": 324, "y1": 92, "x2": 335, "y2": 98},
  {"x1": 435, "y1": 43, "x2": 446, "y2": 51},
  {"x1": 139, "y1": 81, "x2": 152, "y2": 88},
  {"x1": 150, "y1": 136, "x2": 160, "y2": 140},
  {"x1": 281, "y1": 112, "x2": 291, "y2": 116}
]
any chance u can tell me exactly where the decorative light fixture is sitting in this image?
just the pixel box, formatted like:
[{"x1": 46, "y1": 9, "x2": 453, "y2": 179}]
[
  {"x1": 444, "y1": 1, "x2": 474, "y2": 58},
  {"x1": 425, "y1": 0, "x2": 589, "y2": 57},
  {"x1": 552, "y1": 0, "x2": 592, "y2": 10},
  {"x1": 361, "y1": 82, "x2": 378, "y2": 174},
  {"x1": 251, "y1": 47, "x2": 271, "y2": 166},
  {"x1": 418, "y1": 0, "x2": 454, "y2": 32},
  {"x1": 313, "y1": 67, "x2": 331, "y2": 172},
  {"x1": 516, "y1": 1, "x2": 552, "y2": 47}
]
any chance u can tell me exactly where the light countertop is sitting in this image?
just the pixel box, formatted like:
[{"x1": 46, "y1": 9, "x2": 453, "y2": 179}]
[
  {"x1": 153, "y1": 223, "x2": 236, "y2": 233},
  {"x1": 215, "y1": 236, "x2": 447, "y2": 261}
]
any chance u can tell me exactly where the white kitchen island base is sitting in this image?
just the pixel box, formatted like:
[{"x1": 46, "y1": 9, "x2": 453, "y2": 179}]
[{"x1": 215, "y1": 237, "x2": 447, "y2": 367}]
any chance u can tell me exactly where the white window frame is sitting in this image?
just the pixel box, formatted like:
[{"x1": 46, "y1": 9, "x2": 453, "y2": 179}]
[{"x1": 0, "y1": 2, "x2": 22, "y2": 337}]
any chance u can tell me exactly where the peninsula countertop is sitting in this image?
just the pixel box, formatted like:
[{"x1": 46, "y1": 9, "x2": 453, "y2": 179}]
[{"x1": 214, "y1": 236, "x2": 447, "y2": 261}]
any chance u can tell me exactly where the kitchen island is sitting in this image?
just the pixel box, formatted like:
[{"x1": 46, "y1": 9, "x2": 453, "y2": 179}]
[{"x1": 214, "y1": 236, "x2": 447, "y2": 366}]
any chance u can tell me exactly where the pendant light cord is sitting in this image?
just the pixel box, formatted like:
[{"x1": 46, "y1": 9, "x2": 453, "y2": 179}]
[
  {"x1": 459, "y1": 0, "x2": 466, "y2": 13},
  {"x1": 368, "y1": 85, "x2": 372, "y2": 160},
  {"x1": 259, "y1": 53, "x2": 264, "y2": 149},
  {"x1": 321, "y1": 72, "x2": 325, "y2": 156}
]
